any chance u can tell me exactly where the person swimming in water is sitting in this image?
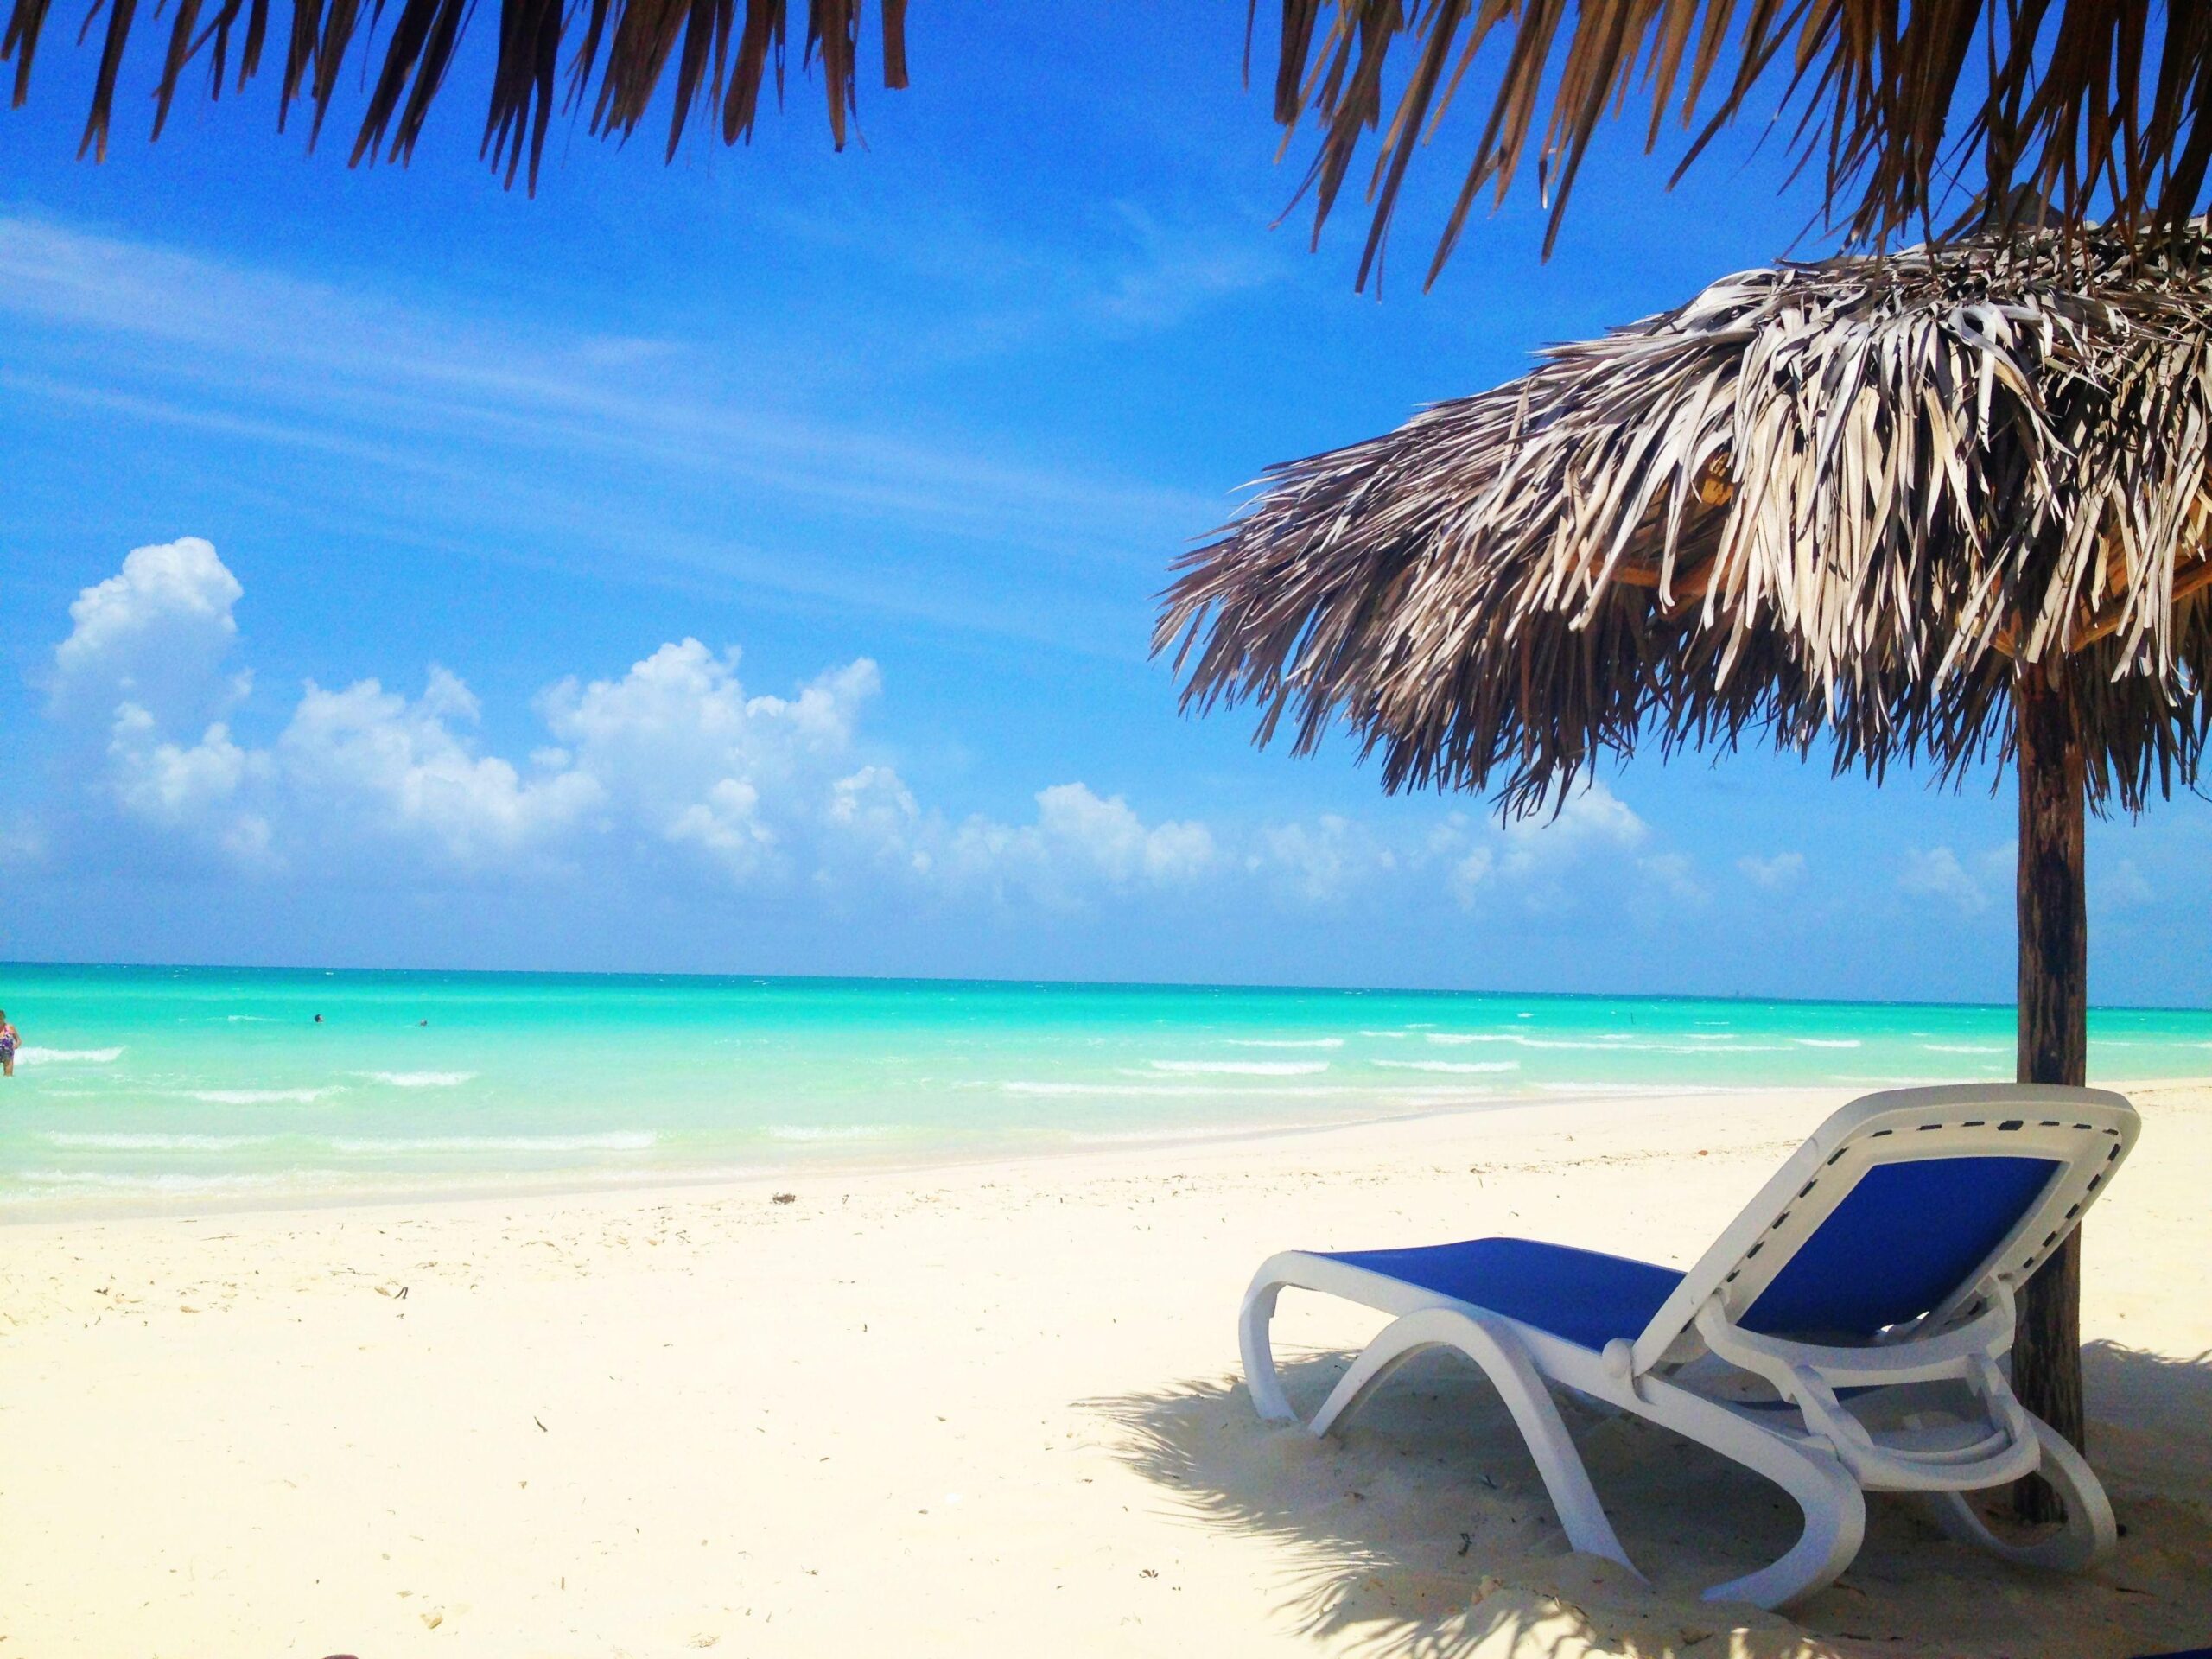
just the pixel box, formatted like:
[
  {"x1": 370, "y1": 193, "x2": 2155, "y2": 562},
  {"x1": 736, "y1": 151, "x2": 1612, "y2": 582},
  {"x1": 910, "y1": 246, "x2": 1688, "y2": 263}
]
[{"x1": 0, "y1": 1011, "x2": 17, "y2": 1077}]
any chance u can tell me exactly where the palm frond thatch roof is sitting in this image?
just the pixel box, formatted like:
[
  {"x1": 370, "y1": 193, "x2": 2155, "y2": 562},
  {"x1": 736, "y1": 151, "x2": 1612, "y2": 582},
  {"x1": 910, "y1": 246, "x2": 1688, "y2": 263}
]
[
  {"x1": 4, "y1": 1, "x2": 2207, "y2": 282},
  {"x1": 1156, "y1": 224, "x2": 2212, "y2": 815}
]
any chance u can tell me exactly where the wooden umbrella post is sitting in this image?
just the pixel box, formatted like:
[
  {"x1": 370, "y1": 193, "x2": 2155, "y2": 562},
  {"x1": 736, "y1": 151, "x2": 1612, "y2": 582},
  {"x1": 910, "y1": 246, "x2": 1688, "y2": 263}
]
[{"x1": 2012, "y1": 659, "x2": 2089, "y2": 1523}]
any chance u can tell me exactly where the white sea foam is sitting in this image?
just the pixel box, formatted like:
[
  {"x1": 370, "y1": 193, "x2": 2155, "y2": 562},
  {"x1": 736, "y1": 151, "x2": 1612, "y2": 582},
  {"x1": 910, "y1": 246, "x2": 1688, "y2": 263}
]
[
  {"x1": 327, "y1": 1133, "x2": 656, "y2": 1154},
  {"x1": 186, "y1": 1087, "x2": 340, "y2": 1104},
  {"x1": 1372, "y1": 1059, "x2": 1522, "y2": 1074},
  {"x1": 1006, "y1": 1082, "x2": 1231, "y2": 1097},
  {"x1": 14, "y1": 1168, "x2": 296, "y2": 1192},
  {"x1": 1147, "y1": 1059, "x2": 1330, "y2": 1077},
  {"x1": 1793, "y1": 1039, "x2": 1864, "y2": 1049},
  {"x1": 226, "y1": 1014, "x2": 276, "y2": 1023},
  {"x1": 1224, "y1": 1038, "x2": 1345, "y2": 1049},
  {"x1": 1536, "y1": 1082, "x2": 1765, "y2": 1097},
  {"x1": 1002, "y1": 1081, "x2": 1353, "y2": 1098},
  {"x1": 16, "y1": 1046, "x2": 124, "y2": 1064},
  {"x1": 766, "y1": 1125, "x2": 893, "y2": 1142},
  {"x1": 1428, "y1": 1033, "x2": 1632, "y2": 1050},
  {"x1": 42, "y1": 1132, "x2": 275, "y2": 1152},
  {"x1": 1642, "y1": 1042, "x2": 1794, "y2": 1053},
  {"x1": 1358, "y1": 1029, "x2": 1414, "y2": 1039},
  {"x1": 363, "y1": 1071, "x2": 479, "y2": 1088},
  {"x1": 1425, "y1": 1032, "x2": 1808, "y2": 1054}
]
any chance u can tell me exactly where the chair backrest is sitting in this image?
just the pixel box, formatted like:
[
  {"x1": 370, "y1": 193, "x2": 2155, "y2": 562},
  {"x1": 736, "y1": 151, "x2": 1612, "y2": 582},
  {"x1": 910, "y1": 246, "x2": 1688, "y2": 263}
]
[{"x1": 1630, "y1": 1084, "x2": 2138, "y2": 1371}]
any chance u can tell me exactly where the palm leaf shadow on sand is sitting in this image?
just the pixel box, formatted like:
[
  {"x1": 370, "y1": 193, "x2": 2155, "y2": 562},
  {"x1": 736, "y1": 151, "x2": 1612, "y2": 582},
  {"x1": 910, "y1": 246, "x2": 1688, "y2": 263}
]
[{"x1": 1084, "y1": 1341, "x2": 2212, "y2": 1659}]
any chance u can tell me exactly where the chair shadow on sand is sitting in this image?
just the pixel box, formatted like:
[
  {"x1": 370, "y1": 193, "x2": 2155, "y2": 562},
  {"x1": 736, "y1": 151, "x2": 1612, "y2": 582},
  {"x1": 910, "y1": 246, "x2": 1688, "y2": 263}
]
[{"x1": 1084, "y1": 1340, "x2": 2212, "y2": 1659}]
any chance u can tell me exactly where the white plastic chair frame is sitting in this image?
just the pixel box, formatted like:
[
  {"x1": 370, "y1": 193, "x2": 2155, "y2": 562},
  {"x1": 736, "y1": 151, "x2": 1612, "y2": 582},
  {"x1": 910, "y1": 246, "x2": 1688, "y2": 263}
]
[{"x1": 1238, "y1": 1084, "x2": 2138, "y2": 1610}]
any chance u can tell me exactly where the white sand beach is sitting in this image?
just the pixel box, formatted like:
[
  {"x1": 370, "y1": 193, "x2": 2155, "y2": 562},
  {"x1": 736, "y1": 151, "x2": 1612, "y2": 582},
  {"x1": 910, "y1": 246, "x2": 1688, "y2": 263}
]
[{"x1": 3, "y1": 1083, "x2": 2207, "y2": 1658}]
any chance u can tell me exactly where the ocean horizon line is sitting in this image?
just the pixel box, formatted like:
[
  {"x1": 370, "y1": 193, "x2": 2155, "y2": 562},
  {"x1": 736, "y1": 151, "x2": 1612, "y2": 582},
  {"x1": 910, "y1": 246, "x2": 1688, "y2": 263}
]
[{"x1": 5, "y1": 957, "x2": 2207, "y2": 1018}]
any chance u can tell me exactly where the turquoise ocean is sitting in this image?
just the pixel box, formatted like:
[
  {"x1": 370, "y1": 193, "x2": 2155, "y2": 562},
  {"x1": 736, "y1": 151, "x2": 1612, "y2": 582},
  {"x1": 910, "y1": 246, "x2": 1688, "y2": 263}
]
[{"x1": 3, "y1": 963, "x2": 2209, "y2": 1217}]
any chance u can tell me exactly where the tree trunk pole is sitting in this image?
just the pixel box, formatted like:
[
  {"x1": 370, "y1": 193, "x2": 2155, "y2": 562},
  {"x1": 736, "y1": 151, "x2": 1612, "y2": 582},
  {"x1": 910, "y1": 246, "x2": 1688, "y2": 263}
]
[{"x1": 2012, "y1": 662, "x2": 2088, "y2": 1523}]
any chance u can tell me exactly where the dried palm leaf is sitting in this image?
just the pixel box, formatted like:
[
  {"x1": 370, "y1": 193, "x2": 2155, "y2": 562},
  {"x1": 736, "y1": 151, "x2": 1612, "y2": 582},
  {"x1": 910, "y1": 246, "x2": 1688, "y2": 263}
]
[
  {"x1": 1158, "y1": 220, "x2": 2212, "y2": 815},
  {"x1": 0, "y1": 0, "x2": 906, "y2": 192},
  {"x1": 6, "y1": 1, "x2": 2205, "y2": 284},
  {"x1": 1256, "y1": 0, "x2": 2212, "y2": 283}
]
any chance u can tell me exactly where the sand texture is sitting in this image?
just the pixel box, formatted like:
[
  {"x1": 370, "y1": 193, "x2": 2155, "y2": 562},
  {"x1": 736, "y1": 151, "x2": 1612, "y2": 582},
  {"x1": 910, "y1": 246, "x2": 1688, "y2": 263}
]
[{"x1": 3, "y1": 1084, "x2": 2208, "y2": 1656}]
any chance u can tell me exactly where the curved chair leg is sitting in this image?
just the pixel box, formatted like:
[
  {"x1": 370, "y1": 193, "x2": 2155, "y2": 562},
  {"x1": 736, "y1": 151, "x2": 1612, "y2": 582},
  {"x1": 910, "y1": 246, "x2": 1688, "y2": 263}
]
[
  {"x1": 1307, "y1": 1307, "x2": 1640, "y2": 1577},
  {"x1": 1921, "y1": 1414, "x2": 2117, "y2": 1572},
  {"x1": 1632, "y1": 1381, "x2": 1867, "y2": 1610},
  {"x1": 1238, "y1": 1270, "x2": 1296, "y2": 1421}
]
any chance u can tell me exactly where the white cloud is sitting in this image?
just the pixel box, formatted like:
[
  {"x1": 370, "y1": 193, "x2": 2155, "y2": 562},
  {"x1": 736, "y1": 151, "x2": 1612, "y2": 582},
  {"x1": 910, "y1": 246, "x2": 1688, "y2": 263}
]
[
  {"x1": 1738, "y1": 851, "x2": 1807, "y2": 890},
  {"x1": 1427, "y1": 784, "x2": 1650, "y2": 910},
  {"x1": 1448, "y1": 845, "x2": 1495, "y2": 904},
  {"x1": 1033, "y1": 783, "x2": 1216, "y2": 885},
  {"x1": 1900, "y1": 844, "x2": 2014, "y2": 913},
  {"x1": 944, "y1": 784, "x2": 1215, "y2": 905},
  {"x1": 276, "y1": 676, "x2": 601, "y2": 864},
  {"x1": 39, "y1": 541, "x2": 1705, "y2": 922},
  {"x1": 1249, "y1": 814, "x2": 1391, "y2": 902},
  {"x1": 51, "y1": 537, "x2": 245, "y2": 725},
  {"x1": 1637, "y1": 851, "x2": 1707, "y2": 903},
  {"x1": 826, "y1": 766, "x2": 926, "y2": 872},
  {"x1": 667, "y1": 779, "x2": 773, "y2": 874},
  {"x1": 536, "y1": 639, "x2": 884, "y2": 877},
  {"x1": 108, "y1": 706, "x2": 257, "y2": 818},
  {"x1": 1499, "y1": 781, "x2": 1649, "y2": 874}
]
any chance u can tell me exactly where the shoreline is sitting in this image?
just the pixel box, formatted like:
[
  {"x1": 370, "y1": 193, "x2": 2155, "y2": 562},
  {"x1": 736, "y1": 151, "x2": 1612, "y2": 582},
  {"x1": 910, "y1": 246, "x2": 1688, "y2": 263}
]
[{"x1": 10, "y1": 1073, "x2": 2206, "y2": 1230}]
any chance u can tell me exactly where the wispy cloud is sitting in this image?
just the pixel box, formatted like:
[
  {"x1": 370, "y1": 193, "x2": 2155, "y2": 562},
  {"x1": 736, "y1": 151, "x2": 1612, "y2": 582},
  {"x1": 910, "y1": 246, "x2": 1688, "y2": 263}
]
[{"x1": 0, "y1": 214, "x2": 1224, "y2": 650}]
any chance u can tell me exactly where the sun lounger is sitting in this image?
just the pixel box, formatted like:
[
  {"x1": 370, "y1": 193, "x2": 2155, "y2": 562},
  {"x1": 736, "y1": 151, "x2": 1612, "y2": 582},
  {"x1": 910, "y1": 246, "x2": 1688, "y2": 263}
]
[{"x1": 1237, "y1": 1084, "x2": 2138, "y2": 1609}]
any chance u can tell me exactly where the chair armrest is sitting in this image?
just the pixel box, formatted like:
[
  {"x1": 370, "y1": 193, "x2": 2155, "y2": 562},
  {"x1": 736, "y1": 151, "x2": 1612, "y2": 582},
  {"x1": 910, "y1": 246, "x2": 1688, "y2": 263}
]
[{"x1": 1691, "y1": 1282, "x2": 2013, "y2": 1391}]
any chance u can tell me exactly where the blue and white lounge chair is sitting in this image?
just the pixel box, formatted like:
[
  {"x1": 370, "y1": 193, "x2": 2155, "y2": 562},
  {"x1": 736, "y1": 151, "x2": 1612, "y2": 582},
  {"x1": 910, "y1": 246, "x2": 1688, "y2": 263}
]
[{"x1": 1239, "y1": 1084, "x2": 2138, "y2": 1609}]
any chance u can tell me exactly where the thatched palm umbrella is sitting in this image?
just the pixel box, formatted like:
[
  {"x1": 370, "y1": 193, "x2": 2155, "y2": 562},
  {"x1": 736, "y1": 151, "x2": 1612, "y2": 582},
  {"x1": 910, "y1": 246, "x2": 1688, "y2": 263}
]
[{"x1": 1156, "y1": 220, "x2": 2212, "y2": 1515}]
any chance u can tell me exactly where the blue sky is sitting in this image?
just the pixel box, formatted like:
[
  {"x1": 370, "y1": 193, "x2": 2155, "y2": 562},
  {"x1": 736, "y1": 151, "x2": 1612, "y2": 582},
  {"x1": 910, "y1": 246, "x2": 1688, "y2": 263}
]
[{"x1": 0, "y1": 9, "x2": 2202, "y2": 1004}]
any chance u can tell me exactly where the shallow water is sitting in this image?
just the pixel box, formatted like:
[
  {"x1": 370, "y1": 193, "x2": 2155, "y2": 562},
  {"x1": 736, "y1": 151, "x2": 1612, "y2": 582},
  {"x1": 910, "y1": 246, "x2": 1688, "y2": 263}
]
[{"x1": 3, "y1": 963, "x2": 2206, "y2": 1215}]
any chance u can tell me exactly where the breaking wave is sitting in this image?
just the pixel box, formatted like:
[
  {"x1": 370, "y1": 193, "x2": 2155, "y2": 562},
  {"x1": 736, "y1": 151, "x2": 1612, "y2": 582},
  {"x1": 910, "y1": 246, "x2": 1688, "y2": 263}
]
[
  {"x1": 41, "y1": 1131, "x2": 276, "y2": 1151},
  {"x1": 186, "y1": 1087, "x2": 340, "y2": 1104},
  {"x1": 1372, "y1": 1059, "x2": 1522, "y2": 1073},
  {"x1": 326, "y1": 1132, "x2": 656, "y2": 1154},
  {"x1": 1147, "y1": 1059, "x2": 1330, "y2": 1077}
]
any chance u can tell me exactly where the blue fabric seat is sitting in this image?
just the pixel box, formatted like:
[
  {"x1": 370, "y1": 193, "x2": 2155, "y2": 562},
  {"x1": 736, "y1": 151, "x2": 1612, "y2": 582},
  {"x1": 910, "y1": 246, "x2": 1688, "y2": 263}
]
[
  {"x1": 1738, "y1": 1154, "x2": 2058, "y2": 1339},
  {"x1": 1322, "y1": 1236, "x2": 1685, "y2": 1351}
]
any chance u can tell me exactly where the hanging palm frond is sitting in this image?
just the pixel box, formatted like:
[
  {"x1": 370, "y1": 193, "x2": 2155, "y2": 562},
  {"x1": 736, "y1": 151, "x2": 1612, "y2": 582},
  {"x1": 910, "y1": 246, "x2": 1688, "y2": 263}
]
[
  {"x1": 0, "y1": 0, "x2": 906, "y2": 191},
  {"x1": 1257, "y1": 0, "x2": 2212, "y2": 284},
  {"x1": 1157, "y1": 221, "x2": 2212, "y2": 813},
  {"x1": 5, "y1": 2, "x2": 2207, "y2": 280}
]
